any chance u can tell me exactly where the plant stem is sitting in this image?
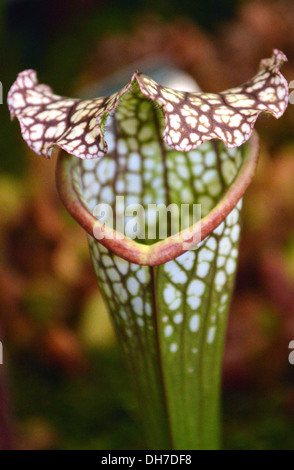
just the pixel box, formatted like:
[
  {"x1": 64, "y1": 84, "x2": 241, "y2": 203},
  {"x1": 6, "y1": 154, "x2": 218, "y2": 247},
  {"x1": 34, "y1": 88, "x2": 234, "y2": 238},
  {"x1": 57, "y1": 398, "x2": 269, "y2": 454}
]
[{"x1": 88, "y1": 221, "x2": 239, "y2": 450}]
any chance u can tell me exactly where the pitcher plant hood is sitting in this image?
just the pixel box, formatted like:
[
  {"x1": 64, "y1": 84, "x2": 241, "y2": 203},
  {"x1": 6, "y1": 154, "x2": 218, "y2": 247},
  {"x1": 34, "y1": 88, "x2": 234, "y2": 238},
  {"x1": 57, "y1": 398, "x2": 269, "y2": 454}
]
[{"x1": 8, "y1": 49, "x2": 289, "y2": 161}]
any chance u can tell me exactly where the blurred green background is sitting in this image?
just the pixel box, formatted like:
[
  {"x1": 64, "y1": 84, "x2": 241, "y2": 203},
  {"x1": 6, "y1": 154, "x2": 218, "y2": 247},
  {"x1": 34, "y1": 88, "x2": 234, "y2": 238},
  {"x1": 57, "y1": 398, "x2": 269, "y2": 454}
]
[{"x1": 1, "y1": 0, "x2": 294, "y2": 450}]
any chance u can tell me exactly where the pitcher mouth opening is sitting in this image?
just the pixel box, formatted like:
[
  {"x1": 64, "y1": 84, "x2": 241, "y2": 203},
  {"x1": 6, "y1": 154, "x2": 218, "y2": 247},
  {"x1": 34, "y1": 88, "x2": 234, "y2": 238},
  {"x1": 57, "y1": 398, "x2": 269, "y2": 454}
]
[{"x1": 56, "y1": 131, "x2": 259, "y2": 266}]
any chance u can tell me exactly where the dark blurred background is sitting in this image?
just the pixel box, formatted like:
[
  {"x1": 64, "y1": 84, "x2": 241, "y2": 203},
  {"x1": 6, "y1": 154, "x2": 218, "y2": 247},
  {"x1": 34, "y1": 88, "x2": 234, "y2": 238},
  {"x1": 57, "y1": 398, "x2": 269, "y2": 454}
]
[{"x1": 1, "y1": 0, "x2": 294, "y2": 450}]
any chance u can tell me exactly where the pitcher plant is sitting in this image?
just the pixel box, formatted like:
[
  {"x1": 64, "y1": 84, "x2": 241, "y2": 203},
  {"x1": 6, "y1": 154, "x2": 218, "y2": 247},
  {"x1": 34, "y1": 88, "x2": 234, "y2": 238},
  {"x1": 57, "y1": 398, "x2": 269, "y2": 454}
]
[{"x1": 8, "y1": 49, "x2": 289, "y2": 450}]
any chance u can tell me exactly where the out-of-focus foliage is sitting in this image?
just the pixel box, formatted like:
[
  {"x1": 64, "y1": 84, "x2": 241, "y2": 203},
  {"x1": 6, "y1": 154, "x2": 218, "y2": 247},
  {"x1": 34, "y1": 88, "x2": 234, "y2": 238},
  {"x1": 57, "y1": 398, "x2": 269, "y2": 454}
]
[{"x1": 1, "y1": 0, "x2": 294, "y2": 450}]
